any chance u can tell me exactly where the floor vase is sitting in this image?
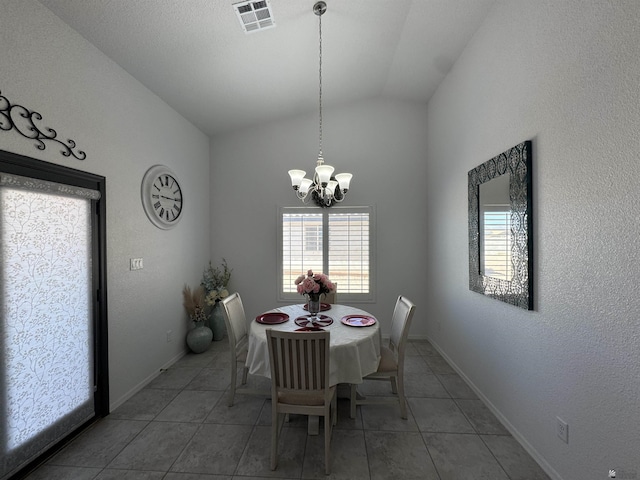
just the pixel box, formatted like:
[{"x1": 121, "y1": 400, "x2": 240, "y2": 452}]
[
  {"x1": 186, "y1": 321, "x2": 212, "y2": 353},
  {"x1": 210, "y1": 302, "x2": 226, "y2": 341}
]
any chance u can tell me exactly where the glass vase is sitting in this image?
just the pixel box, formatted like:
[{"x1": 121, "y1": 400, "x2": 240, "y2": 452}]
[{"x1": 307, "y1": 292, "x2": 321, "y2": 318}]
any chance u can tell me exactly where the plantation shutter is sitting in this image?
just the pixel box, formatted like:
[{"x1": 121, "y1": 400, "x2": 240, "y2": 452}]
[
  {"x1": 282, "y1": 212, "x2": 323, "y2": 293},
  {"x1": 328, "y1": 211, "x2": 370, "y2": 293},
  {"x1": 481, "y1": 209, "x2": 513, "y2": 281}
]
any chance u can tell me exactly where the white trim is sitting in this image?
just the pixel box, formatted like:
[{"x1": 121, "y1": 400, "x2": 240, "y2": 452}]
[{"x1": 109, "y1": 349, "x2": 187, "y2": 412}]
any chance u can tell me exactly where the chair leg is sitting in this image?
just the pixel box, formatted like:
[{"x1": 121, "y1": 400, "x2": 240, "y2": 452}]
[
  {"x1": 270, "y1": 414, "x2": 278, "y2": 470},
  {"x1": 241, "y1": 365, "x2": 249, "y2": 385},
  {"x1": 271, "y1": 410, "x2": 284, "y2": 470},
  {"x1": 332, "y1": 393, "x2": 338, "y2": 426},
  {"x1": 349, "y1": 384, "x2": 357, "y2": 419},
  {"x1": 390, "y1": 376, "x2": 398, "y2": 394},
  {"x1": 324, "y1": 407, "x2": 332, "y2": 474},
  {"x1": 397, "y1": 372, "x2": 407, "y2": 419},
  {"x1": 228, "y1": 362, "x2": 238, "y2": 407}
]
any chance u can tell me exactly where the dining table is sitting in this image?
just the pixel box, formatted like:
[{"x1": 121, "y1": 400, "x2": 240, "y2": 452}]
[{"x1": 245, "y1": 302, "x2": 382, "y2": 433}]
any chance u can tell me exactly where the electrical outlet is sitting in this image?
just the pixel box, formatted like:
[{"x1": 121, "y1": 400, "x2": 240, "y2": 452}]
[
  {"x1": 166, "y1": 330, "x2": 173, "y2": 343},
  {"x1": 556, "y1": 417, "x2": 568, "y2": 443},
  {"x1": 130, "y1": 258, "x2": 144, "y2": 270}
]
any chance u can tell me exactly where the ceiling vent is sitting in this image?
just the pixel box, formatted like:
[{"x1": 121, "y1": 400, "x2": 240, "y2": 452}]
[{"x1": 233, "y1": 0, "x2": 276, "y2": 34}]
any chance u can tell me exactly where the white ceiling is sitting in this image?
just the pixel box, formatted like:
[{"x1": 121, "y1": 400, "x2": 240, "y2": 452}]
[{"x1": 38, "y1": 0, "x2": 495, "y2": 137}]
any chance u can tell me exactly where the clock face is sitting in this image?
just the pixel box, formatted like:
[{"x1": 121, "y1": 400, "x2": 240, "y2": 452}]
[{"x1": 141, "y1": 165, "x2": 183, "y2": 229}]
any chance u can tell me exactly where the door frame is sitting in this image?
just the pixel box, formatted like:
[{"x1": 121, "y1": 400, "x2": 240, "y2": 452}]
[{"x1": 0, "y1": 148, "x2": 108, "y2": 477}]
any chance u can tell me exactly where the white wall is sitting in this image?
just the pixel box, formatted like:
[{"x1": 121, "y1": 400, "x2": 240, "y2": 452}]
[
  {"x1": 210, "y1": 97, "x2": 429, "y2": 336},
  {"x1": 1, "y1": 0, "x2": 211, "y2": 409},
  {"x1": 425, "y1": 1, "x2": 640, "y2": 479}
]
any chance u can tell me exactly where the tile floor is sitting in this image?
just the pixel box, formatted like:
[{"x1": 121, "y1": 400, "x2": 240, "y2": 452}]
[{"x1": 25, "y1": 340, "x2": 550, "y2": 480}]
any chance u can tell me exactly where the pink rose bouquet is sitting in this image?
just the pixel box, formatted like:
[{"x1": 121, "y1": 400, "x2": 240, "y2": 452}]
[{"x1": 294, "y1": 270, "x2": 336, "y2": 296}]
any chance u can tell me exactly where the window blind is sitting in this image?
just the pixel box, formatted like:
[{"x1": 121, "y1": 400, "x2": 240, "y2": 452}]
[
  {"x1": 282, "y1": 213, "x2": 323, "y2": 293},
  {"x1": 481, "y1": 210, "x2": 513, "y2": 281},
  {"x1": 328, "y1": 212, "x2": 369, "y2": 293}
]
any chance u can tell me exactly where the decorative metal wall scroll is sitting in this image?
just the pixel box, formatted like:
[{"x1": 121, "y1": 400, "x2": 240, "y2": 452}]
[
  {"x1": 468, "y1": 140, "x2": 533, "y2": 310},
  {"x1": 0, "y1": 90, "x2": 86, "y2": 160}
]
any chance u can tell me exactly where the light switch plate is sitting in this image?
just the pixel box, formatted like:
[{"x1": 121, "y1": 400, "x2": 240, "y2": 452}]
[
  {"x1": 556, "y1": 417, "x2": 568, "y2": 443},
  {"x1": 130, "y1": 258, "x2": 143, "y2": 270}
]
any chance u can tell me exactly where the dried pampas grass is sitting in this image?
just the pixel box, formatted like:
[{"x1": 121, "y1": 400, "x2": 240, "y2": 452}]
[{"x1": 182, "y1": 285, "x2": 205, "y2": 318}]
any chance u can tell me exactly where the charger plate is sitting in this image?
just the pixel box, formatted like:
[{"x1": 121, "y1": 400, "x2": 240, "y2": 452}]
[
  {"x1": 340, "y1": 314, "x2": 376, "y2": 327},
  {"x1": 256, "y1": 312, "x2": 289, "y2": 324}
]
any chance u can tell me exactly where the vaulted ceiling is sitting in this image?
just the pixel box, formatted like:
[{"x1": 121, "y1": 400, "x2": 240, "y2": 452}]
[{"x1": 38, "y1": 0, "x2": 495, "y2": 136}]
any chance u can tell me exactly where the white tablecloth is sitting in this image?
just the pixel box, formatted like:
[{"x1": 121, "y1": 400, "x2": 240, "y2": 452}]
[{"x1": 246, "y1": 304, "x2": 381, "y2": 386}]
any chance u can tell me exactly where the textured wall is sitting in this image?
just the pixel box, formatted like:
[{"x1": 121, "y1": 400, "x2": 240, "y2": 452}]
[
  {"x1": 1, "y1": 0, "x2": 211, "y2": 408},
  {"x1": 425, "y1": 1, "x2": 640, "y2": 479}
]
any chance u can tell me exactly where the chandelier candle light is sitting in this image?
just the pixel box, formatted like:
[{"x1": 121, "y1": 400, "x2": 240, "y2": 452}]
[{"x1": 288, "y1": 1, "x2": 352, "y2": 208}]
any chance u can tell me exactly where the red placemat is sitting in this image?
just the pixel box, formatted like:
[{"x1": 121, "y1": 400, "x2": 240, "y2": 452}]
[{"x1": 294, "y1": 315, "x2": 333, "y2": 328}]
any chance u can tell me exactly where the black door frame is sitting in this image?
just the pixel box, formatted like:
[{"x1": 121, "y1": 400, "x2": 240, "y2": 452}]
[{"x1": 0, "y1": 148, "x2": 108, "y2": 479}]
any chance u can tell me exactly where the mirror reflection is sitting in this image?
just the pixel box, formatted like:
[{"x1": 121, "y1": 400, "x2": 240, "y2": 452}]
[{"x1": 479, "y1": 174, "x2": 512, "y2": 281}]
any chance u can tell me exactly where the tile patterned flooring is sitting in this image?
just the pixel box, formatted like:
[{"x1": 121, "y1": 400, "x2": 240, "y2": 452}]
[{"x1": 25, "y1": 340, "x2": 550, "y2": 479}]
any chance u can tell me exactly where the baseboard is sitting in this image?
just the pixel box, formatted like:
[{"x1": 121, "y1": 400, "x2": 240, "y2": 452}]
[
  {"x1": 425, "y1": 335, "x2": 563, "y2": 480},
  {"x1": 109, "y1": 348, "x2": 188, "y2": 412},
  {"x1": 382, "y1": 334, "x2": 429, "y2": 342}
]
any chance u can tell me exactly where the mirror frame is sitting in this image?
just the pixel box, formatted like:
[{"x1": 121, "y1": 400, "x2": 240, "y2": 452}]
[{"x1": 468, "y1": 140, "x2": 533, "y2": 310}]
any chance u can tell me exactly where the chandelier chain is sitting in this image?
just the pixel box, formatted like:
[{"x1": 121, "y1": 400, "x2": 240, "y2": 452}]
[{"x1": 318, "y1": 8, "x2": 323, "y2": 160}]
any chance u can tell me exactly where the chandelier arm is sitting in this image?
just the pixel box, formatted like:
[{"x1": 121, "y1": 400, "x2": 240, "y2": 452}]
[{"x1": 295, "y1": 189, "x2": 311, "y2": 202}]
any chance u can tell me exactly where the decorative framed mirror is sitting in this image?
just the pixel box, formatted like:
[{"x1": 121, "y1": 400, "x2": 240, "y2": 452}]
[{"x1": 468, "y1": 140, "x2": 533, "y2": 310}]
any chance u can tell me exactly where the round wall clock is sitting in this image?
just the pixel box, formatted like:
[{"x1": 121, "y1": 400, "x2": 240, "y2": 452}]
[{"x1": 141, "y1": 165, "x2": 183, "y2": 229}]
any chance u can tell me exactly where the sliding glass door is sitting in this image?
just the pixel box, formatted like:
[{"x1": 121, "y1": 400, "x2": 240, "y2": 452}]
[{"x1": 0, "y1": 150, "x2": 108, "y2": 479}]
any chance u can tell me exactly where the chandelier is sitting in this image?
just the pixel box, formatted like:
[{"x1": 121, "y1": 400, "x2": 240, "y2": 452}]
[{"x1": 288, "y1": 1, "x2": 352, "y2": 208}]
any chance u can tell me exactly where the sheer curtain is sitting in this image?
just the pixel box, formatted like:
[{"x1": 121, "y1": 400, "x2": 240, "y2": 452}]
[{"x1": 1, "y1": 173, "x2": 100, "y2": 479}]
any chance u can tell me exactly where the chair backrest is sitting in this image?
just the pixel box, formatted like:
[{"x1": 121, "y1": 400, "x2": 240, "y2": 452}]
[
  {"x1": 389, "y1": 295, "x2": 416, "y2": 358},
  {"x1": 221, "y1": 292, "x2": 248, "y2": 351},
  {"x1": 266, "y1": 329, "x2": 331, "y2": 402},
  {"x1": 323, "y1": 282, "x2": 337, "y2": 304}
]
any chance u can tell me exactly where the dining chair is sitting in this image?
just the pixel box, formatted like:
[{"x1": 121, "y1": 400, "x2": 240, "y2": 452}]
[
  {"x1": 266, "y1": 329, "x2": 337, "y2": 475},
  {"x1": 323, "y1": 282, "x2": 337, "y2": 304},
  {"x1": 350, "y1": 295, "x2": 416, "y2": 419},
  {"x1": 220, "y1": 292, "x2": 250, "y2": 407}
]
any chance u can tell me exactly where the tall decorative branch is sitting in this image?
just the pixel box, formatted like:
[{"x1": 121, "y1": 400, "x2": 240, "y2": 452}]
[{"x1": 0, "y1": 90, "x2": 86, "y2": 160}]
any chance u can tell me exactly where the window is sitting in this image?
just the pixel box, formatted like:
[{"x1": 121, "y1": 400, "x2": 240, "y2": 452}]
[
  {"x1": 279, "y1": 206, "x2": 374, "y2": 302},
  {"x1": 480, "y1": 208, "x2": 513, "y2": 281}
]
